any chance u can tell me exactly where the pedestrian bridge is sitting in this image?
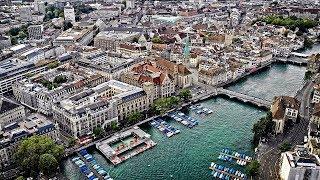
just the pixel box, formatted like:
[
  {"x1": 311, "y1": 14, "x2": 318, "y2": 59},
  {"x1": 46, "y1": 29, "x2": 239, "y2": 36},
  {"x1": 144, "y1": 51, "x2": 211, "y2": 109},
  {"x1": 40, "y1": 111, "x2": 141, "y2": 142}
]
[{"x1": 216, "y1": 88, "x2": 272, "y2": 109}]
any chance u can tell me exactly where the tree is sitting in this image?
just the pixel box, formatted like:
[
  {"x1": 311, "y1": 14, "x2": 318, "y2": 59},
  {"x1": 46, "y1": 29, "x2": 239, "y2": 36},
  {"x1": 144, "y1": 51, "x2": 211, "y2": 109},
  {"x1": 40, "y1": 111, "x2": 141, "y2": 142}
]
[
  {"x1": 14, "y1": 136, "x2": 64, "y2": 177},
  {"x1": 303, "y1": 37, "x2": 313, "y2": 49},
  {"x1": 93, "y1": 126, "x2": 104, "y2": 139},
  {"x1": 252, "y1": 111, "x2": 275, "y2": 147},
  {"x1": 151, "y1": 36, "x2": 164, "y2": 44},
  {"x1": 246, "y1": 160, "x2": 260, "y2": 177},
  {"x1": 39, "y1": 154, "x2": 58, "y2": 176},
  {"x1": 67, "y1": 137, "x2": 77, "y2": 147},
  {"x1": 279, "y1": 142, "x2": 292, "y2": 152},
  {"x1": 47, "y1": 61, "x2": 59, "y2": 69},
  {"x1": 11, "y1": 36, "x2": 18, "y2": 45},
  {"x1": 16, "y1": 176, "x2": 25, "y2": 180},
  {"x1": 53, "y1": 75, "x2": 67, "y2": 84},
  {"x1": 111, "y1": 121, "x2": 118, "y2": 131},
  {"x1": 127, "y1": 111, "x2": 143, "y2": 123},
  {"x1": 179, "y1": 89, "x2": 192, "y2": 101}
]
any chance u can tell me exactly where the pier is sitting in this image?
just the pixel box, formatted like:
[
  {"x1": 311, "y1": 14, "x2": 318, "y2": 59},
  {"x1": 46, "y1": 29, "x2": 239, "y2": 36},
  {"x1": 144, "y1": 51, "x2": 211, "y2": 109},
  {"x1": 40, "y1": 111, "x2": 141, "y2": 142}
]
[
  {"x1": 209, "y1": 164, "x2": 247, "y2": 180},
  {"x1": 96, "y1": 127, "x2": 156, "y2": 165},
  {"x1": 76, "y1": 152, "x2": 105, "y2": 180},
  {"x1": 219, "y1": 152, "x2": 252, "y2": 163}
]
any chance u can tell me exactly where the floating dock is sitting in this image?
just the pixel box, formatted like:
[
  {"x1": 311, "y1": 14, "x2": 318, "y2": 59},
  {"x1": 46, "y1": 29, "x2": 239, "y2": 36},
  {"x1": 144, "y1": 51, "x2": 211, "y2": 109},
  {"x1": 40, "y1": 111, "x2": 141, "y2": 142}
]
[
  {"x1": 168, "y1": 112, "x2": 198, "y2": 128},
  {"x1": 96, "y1": 127, "x2": 156, "y2": 165},
  {"x1": 219, "y1": 148, "x2": 252, "y2": 166},
  {"x1": 150, "y1": 118, "x2": 180, "y2": 137},
  {"x1": 209, "y1": 162, "x2": 247, "y2": 180},
  {"x1": 75, "y1": 149, "x2": 113, "y2": 180}
]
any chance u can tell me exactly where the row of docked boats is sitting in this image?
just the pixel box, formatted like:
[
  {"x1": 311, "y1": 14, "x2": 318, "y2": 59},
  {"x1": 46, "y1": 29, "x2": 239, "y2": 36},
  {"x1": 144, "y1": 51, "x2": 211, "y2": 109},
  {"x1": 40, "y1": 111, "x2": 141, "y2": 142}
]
[
  {"x1": 190, "y1": 104, "x2": 213, "y2": 115},
  {"x1": 168, "y1": 112, "x2": 198, "y2": 128},
  {"x1": 72, "y1": 149, "x2": 113, "y2": 180},
  {"x1": 220, "y1": 148, "x2": 252, "y2": 166},
  {"x1": 150, "y1": 118, "x2": 180, "y2": 137},
  {"x1": 210, "y1": 162, "x2": 247, "y2": 180}
]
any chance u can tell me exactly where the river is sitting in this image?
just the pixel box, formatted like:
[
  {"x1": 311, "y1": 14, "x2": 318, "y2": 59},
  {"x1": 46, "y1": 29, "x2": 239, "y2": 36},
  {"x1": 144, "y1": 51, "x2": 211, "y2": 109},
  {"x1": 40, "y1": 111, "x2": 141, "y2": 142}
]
[{"x1": 62, "y1": 63, "x2": 306, "y2": 180}]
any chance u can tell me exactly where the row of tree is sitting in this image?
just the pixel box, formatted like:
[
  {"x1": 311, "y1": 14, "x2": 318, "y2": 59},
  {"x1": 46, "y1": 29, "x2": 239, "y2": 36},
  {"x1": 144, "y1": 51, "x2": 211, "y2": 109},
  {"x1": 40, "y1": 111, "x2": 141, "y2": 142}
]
[
  {"x1": 260, "y1": 15, "x2": 318, "y2": 32},
  {"x1": 252, "y1": 111, "x2": 275, "y2": 147}
]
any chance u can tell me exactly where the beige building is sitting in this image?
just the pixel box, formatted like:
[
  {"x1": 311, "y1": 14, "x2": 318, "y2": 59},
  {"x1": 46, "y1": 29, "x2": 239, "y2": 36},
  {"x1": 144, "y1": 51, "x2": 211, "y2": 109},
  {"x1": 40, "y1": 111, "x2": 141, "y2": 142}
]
[
  {"x1": 0, "y1": 96, "x2": 25, "y2": 130},
  {"x1": 52, "y1": 80, "x2": 154, "y2": 137},
  {"x1": 271, "y1": 96, "x2": 300, "y2": 134},
  {"x1": 94, "y1": 31, "x2": 140, "y2": 52}
]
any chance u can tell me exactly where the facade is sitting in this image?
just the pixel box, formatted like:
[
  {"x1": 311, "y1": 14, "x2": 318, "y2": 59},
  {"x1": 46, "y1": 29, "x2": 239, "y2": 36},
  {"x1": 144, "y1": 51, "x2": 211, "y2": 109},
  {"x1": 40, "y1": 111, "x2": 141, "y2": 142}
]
[
  {"x1": 12, "y1": 63, "x2": 107, "y2": 115},
  {"x1": 0, "y1": 36, "x2": 11, "y2": 50},
  {"x1": 121, "y1": 61, "x2": 176, "y2": 99},
  {"x1": 312, "y1": 84, "x2": 320, "y2": 104},
  {"x1": 64, "y1": 2, "x2": 76, "y2": 23},
  {"x1": 280, "y1": 146, "x2": 320, "y2": 180},
  {"x1": 307, "y1": 54, "x2": 320, "y2": 73},
  {"x1": 198, "y1": 67, "x2": 228, "y2": 86},
  {"x1": 0, "y1": 58, "x2": 49, "y2": 95},
  {"x1": 53, "y1": 27, "x2": 94, "y2": 46},
  {"x1": 94, "y1": 31, "x2": 140, "y2": 52},
  {"x1": 19, "y1": 6, "x2": 32, "y2": 22},
  {"x1": 76, "y1": 50, "x2": 143, "y2": 79},
  {"x1": 52, "y1": 80, "x2": 153, "y2": 137},
  {"x1": 0, "y1": 96, "x2": 25, "y2": 130},
  {"x1": 155, "y1": 59, "x2": 193, "y2": 88},
  {"x1": 0, "y1": 114, "x2": 59, "y2": 169},
  {"x1": 27, "y1": 25, "x2": 43, "y2": 40},
  {"x1": 271, "y1": 96, "x2": 300, "y2": 134}
]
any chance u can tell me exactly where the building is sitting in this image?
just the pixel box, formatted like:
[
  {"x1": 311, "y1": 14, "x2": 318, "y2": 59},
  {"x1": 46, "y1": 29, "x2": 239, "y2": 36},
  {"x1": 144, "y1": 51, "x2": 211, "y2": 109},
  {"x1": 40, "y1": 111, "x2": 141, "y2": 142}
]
[
  {"x1": 77, "y1": 49, "x2": 142, "y2": 79},
  {"x1": 312, "y1": 84, "x2": 320, "y2": 104},
  {"x1": 307, "y1": 54, "x2": 320, "y2": 73},
  {"x1": 0, "y1": 96, "x2": 25, "y2": 130},
  {"x1": 53, "y1": 27, "x2": 94, "y2": 46},
  {"x1": 12, "y1": 63, "x2": 107, "y2": 115},
  {"x1": 271, "y1": 96, "x2": 300, "y2": 134},
  {"x1": 94, "y1": 31, "x2": 140, "y2": 52},
  {"x1": 0, "y1": 114, "x2": 59, "y2": 169},
  {"x1": 19, "y1": 6, "x2": 32, "y2": 22},
  {"x1": 0, "y1": 58, "x2": 50, "y2": 95},
  {"x1": 27, "y1": 25, "x2": 43, "y2": 40},
  {"x1": 155, "y1": 59, "x2": 193, "y2": 88},
  {"x1": 64, "y1": 2, "x2": 76, "y2": 24},
  {"x1": 52, "y1": 80, "x2": 153, "y2": 137},
  {"x1": 126, "y1": 0, "x2": 135, "y2": 9},
  {"x1": 0, "y1": 36, "x2": 11, "y2": 50},
  {"x1": 121, "y1": 61, "x2": 176, "y2": 99},
  {"x1": 280, "y1": 145, "x2": 320, "y2": 180},
  {"x1": 198, "y1": 66, "x2": 228, "y2": 86}
]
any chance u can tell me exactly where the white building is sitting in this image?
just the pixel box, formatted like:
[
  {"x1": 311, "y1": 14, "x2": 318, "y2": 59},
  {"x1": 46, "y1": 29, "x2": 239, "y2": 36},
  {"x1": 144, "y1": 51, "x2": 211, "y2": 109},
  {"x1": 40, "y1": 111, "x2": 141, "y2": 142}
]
[
  {"x1": 0, "y1": 96, "x2": 25, "y2": 130},
  {"x1": 280, "y1": 146, "x2": 320, "y2": 180},
  {"x1": 312, "y1": 84, "x2": 320, "y2": 104},
  {"x1": 126, "y1": 0, "x2": 135, "y2": 9},
  {"x1": 64, "y1": 2, "x2": 76, "y2": 24}
]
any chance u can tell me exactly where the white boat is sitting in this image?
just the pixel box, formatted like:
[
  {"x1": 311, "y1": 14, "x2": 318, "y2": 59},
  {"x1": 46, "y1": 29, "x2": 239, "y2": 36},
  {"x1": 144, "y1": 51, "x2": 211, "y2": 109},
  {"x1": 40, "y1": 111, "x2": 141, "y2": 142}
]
[
  {"x1": 175, "y1": 129, "x2": 180, "y2": 134},
  {"x1": 196, "y1": 110, "x2": 202, "y2": 114},
  {"x1": 178, "y1": 112, "x2": 185, "y2": 116},
  {"x1": 213, "y1": 172, "x2": 218, "y2": 177},
  {"x1": 207, "y1": 110, "x2": 213, "y2": 114},
  {"x1": 181, "y1": 120, "x2": 189, "y2": 125},
  {"x1": 219, "y1": 173, "x2": 224, "y2": 179},
  {"x1": 166, "y1": 132, "x2": 174, "y2": 137}
]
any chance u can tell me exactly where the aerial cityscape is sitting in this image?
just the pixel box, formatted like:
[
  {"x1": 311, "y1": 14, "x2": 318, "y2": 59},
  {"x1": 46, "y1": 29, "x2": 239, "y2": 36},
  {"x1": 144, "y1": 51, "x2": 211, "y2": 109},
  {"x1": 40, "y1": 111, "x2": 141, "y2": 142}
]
[{"x1": 1, "y1": 0, "x2": 320, "y2": 179}]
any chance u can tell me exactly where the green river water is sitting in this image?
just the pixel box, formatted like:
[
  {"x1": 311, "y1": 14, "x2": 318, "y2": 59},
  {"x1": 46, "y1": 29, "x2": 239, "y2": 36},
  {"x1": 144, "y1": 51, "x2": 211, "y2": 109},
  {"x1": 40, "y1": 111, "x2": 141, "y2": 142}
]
[{"x1": 62, "y1": 63, "x2": 306, "y2": 180}]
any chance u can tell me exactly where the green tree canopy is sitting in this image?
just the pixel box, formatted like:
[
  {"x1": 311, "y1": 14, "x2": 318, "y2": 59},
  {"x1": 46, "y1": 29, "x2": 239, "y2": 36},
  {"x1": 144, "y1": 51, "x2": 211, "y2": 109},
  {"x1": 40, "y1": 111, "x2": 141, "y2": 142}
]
[
  {"x1": 39, "y1": 154, "x2": 58, "y2": 176},
  {"x1": 151, "y1": 96, "x2": 181, "y2": 114},
  {"x1": 179, "y1": 89, "x2": 192, "y2": 101},
  {"x1": 127, "y1": 111, "x2": 143, "y2": 123},
  {"x1": 14, "y1": 136, "x2": 64, "y2": 177},
  {"x1": 93, "y1": 126, "x2": 105, "y2": 139},
  {"x1": 252, "y1": 111, "x2": 275, "y2": 146},
  {"x1": 246, "y1": 160, "x2": 260, "y2": 177}
]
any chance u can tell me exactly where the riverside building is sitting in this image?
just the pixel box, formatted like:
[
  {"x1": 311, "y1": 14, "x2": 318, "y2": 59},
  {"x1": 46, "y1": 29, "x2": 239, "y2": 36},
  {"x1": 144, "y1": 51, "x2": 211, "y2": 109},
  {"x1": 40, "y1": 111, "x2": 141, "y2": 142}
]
[{"x1": 52, "y1": 80, "x2": 154, "y2": 137}]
